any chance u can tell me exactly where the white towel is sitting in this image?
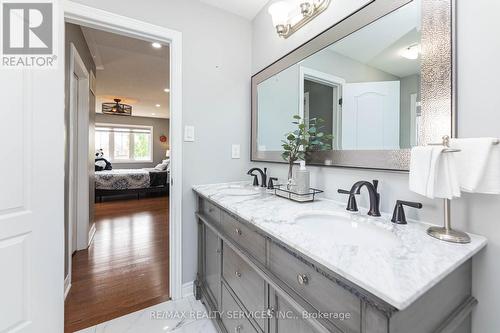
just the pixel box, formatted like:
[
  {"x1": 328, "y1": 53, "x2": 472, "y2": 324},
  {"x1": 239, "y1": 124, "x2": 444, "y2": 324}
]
[
  {"x1": 409, "y1": 146, "x2": 461, "y2": 199},
  {"x1": 450, "y1": 138, "x2": 500, "y2": 194}
]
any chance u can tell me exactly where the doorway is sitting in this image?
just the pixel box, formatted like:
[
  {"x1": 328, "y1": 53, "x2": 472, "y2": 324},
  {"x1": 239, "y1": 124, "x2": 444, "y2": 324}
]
[{"x1": 63, "y1": 3, "x2": 183, "y2": 332}]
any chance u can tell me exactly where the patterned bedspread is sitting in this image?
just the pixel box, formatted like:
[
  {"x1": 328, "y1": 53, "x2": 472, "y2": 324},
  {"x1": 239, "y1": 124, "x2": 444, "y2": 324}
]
[{"x1": 95, "y1": 169, "x2": 150, "y2": 190}]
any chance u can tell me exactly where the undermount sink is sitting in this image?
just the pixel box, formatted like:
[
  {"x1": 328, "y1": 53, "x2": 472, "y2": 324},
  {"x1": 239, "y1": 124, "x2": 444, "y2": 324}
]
[
  {"x1": 293, "y1": 211, "x2": 400, "y2": 250},
  {"x1": 219, "y1": 186, "x2": 261, "y2": 196}
]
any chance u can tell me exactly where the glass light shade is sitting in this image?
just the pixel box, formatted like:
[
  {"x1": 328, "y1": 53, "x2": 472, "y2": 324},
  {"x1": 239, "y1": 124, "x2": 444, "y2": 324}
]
[
  {"x1": 268, "y1": 1, "x2": 291, "y2": 27},
  {"x1": 399, "y1": 44, "x2": 421, "y2": 60}
]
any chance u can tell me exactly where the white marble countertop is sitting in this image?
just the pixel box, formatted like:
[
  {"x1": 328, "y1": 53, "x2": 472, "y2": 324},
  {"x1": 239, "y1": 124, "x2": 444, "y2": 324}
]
[{"x1": 193, "y1": 181, "x2": 487, "y2": 310}]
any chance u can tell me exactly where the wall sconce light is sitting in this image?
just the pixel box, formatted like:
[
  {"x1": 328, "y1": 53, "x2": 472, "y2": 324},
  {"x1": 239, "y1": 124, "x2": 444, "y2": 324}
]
[{"x1": 268, "y1": 0, "x2": 331, "y2": 39}]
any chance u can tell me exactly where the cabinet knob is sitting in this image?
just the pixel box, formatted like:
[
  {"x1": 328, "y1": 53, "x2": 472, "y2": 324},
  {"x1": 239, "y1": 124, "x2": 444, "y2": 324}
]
[
  {"x1": 235, "y1": 271, "x2": 242, "y2": 278},
  {"x1": 216, "y1": 248, "x2": 221, "y2": 254},
  {"x1": 297, "y1": 274, "x2": 309, "y2": 285},
  {"x1": 235, "y1": 324, "x2": 243, "y2": 333},
  {"x1": 235, "y1": 228, "x2": 242, "y2": 236}
]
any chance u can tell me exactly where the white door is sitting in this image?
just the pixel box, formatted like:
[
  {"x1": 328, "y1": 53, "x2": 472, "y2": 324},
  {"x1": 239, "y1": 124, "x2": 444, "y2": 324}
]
[
  {"x1": 342, "y1": 81, "x2": 400, "y2": 150},
  {"x1": 0, "y1": 6, "x2": 65, "y2": 333}
]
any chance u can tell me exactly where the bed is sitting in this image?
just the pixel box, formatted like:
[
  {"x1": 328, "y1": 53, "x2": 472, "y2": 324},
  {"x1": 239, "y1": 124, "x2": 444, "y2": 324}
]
[{"x1": 94, "y1": 168, "x2": 169, "y2": 201}]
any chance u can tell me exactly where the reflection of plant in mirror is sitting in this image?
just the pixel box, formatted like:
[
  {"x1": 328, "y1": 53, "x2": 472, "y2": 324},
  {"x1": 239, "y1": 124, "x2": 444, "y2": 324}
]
[{"x1": 281, "y1": 115, "x2": 333, "y2": 181}]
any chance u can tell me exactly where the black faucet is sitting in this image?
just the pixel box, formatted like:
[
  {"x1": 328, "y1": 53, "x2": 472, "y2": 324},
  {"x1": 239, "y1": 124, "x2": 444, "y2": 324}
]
[
  {"x1": 349, "y1": 180, "x2": 381, "y2": 217},
  {"x1": 247, "y1": 167, "x2": 267, "y2": 188},
  {"x1": 337, "y1": 189, "x2": 358, "y2": 212},
  {"x1": 391, "y1": 200, "x2": 423, "y2": 224}
]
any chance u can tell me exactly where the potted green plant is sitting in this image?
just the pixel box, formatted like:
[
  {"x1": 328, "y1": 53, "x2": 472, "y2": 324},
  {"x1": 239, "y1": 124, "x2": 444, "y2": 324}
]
[{"x1": 281, "y1": 115, "x2": 333, "y2": 184}]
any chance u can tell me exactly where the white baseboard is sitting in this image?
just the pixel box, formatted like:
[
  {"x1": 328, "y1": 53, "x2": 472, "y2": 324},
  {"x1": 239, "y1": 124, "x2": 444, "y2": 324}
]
[
  {"x1": 88, "y1": 222, "x2": 96, "y2": 247},
  {"x1": 182, "y1": 281, "x2": 194, "y2": 298},
  {"x1": 64, "y1": 275, "x2": 72, "y2": 300}
]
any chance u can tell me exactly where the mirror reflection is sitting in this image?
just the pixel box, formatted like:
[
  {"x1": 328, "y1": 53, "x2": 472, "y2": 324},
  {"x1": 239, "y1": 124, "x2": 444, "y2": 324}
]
[{"x1": 256, "y1": 0, "x2": 421, "y2": 156}]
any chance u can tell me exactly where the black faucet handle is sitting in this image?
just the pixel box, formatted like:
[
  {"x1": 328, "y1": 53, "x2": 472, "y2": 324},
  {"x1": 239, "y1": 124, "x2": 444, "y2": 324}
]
[
  {"x1": 391, "y1": 200, "x2": 423, "y2": 224},
  {"x1": 338, "y1": 189, "x2": 358, "y2": 212},
  {"x1": 267, "y1": 177, "x2": 278, "y2": 190},
  {"x1": 251, "y1": 174, "x2": 259, "y2": 186},
  {"x1": 372, "y1": 180, "x2": 379, "y2": 191}
]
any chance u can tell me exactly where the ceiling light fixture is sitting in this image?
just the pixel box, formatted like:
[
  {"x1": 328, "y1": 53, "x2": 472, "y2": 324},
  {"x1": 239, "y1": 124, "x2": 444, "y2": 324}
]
[
  {"x1": 102, "y1": 99, "x2": 132, "y2": 116},
  {"x1": 155, "y1": 104, "x2": 161, "y2": 107},
  {"x1": 164, "y1": 88, "x2": 170, "y2": 93},
  {"x1": 399, "y1": 43, "x2": 421, "y2": 60},
  {"x1": 152, "y1": 42, "x2": 162, "y2": 49},
  {"x1": 152, "y1": 113, "x2": 156, "y2": 116},
  {"x1": 268, "y1": 0, "x2": 331, "y2": 39}
]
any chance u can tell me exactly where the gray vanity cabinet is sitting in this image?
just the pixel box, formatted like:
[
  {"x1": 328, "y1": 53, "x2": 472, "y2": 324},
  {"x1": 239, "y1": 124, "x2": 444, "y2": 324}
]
[
  {"x1": 201, "y1": 223, "x2": 221, "y2": 308},
  {"x1": 195, "y1": 196, "x2": 476, "y2": 333},
  {"x1": 269, "y1": 288, "x2": 324, "y2": 333}
]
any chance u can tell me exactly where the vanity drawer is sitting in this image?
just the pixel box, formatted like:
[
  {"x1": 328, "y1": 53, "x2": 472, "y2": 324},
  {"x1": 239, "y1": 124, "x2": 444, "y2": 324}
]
[
  {"x1": 221, "y1": 211, "x2": 266, "y2": 263},
  {"x1": 221, "y1": 284, "x2": 258, "y2": 333},
  {"x1": 200, "y1": 198, "x2": 221, "y2": 223},
  {"x1": 223, "y1": 243, "x2": 266, "y2": 331},
  {"x1": 268, "y1": 242, "x2": 361, "y2": 333}
]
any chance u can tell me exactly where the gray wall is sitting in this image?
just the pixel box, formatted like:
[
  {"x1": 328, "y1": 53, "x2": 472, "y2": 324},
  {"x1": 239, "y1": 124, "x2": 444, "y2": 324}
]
[
  {"x1": 72, "y1": 0, "x2": 252, "y2": 287},
  {"x1": 253, "y1": 0, "x2": 500, "y2": 331},
  {"x1": 64, "y1": 23, "x2": 96, "y2": 278},
  {"x1": 95, "y1": 114, "x2": 169, "y2": 169}
]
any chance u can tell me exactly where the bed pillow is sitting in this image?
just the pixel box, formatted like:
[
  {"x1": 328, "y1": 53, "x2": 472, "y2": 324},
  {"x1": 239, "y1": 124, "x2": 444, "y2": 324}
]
[{"x1": 154, "y1": 162, "x2": 168, "y2": 171}]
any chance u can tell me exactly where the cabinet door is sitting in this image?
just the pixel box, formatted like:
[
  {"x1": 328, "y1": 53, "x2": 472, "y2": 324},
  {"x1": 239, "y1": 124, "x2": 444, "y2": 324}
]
[
  {"x1": 269, "y1": 289, "x2": 325, "y2": 333},
  {"x1": 204, "y1": 225, "x2": 221, "y2": 307}
]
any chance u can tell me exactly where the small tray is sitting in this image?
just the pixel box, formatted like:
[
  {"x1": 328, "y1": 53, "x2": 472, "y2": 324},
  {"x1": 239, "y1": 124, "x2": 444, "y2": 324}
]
[{"x1": 274, "y1": 185, "x2": 323, "y2": 203}]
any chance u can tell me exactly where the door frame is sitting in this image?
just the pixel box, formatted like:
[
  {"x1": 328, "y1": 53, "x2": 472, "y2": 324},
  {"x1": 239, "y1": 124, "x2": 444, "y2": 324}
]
[
  {"x1": 63, "y1": 0, "x2": 184, "y2": 300},
  {"x1": 66, "y1": 43, "x2": 90, "y2": 298},
  {"x1": 299, "y1": 66, "x2": 345, "y2": 149}
]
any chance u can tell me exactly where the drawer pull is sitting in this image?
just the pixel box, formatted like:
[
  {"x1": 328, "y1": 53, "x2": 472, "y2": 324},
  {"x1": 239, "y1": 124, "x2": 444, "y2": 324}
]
[
  {"x1": 297, "y1": 274, "x2": 309, "y2": 285},
  {"x1": 235, "y1": 325, "x2": 243, "y2": 333},
  {"x1": 235, "y1": 228, "x2": 242, "y2": 236},
  {"x1": 235, "y1": 271, "x2": 242, "y2": 278},
  {"x1": 216, "y1": 248, "x2": 221, "y2": 254}
]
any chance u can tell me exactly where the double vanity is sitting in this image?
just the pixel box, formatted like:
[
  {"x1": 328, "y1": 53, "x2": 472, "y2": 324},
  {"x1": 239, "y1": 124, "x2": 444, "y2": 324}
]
[{"x1": 193, "y1": 182, "x2": 486, "y2": 333}]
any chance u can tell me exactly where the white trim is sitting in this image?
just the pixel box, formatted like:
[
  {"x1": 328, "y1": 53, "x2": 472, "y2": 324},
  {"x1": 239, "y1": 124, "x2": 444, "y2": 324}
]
[
  {"x1": 181, "y1": 281, "x2": 194, "y2": 298},
  {"x1": 64, "y1": 0, "x2": 184, "y2": 300},
  {"x1": 67, "y1": 43, "x2": 90, "y2": 290},
  {"x1": 64, "y1": 275, "x2": 72, "y2": 300},
  {"x1": 299, "y1": 66, "x2": 345, "y2": 149}
]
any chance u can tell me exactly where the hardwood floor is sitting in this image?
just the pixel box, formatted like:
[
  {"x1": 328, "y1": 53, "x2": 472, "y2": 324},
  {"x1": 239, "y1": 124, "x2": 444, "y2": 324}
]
[{"x1": 65, "y1": 195, "x2": 170, "y2": 333}]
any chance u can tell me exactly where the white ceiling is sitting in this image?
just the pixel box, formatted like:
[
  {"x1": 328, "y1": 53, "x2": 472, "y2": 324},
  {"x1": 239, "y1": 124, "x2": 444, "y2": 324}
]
[
  {"x1": 82, "y1": 26, "x2": 170, "y2": 119},
  {"x1": 198, "y1": 0, "x2": 269, "y2": 20}
]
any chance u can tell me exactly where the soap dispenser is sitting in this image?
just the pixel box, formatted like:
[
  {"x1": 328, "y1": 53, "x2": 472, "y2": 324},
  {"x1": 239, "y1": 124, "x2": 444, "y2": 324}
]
[{"x1": 295, "y1": 161, "x2": 310, "y2": 194}]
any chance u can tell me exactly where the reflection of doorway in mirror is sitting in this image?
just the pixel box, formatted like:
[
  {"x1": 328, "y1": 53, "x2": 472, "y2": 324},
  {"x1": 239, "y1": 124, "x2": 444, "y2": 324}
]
[{"x1": 300, "y1": 66, "x2": 345, "y2": 150}]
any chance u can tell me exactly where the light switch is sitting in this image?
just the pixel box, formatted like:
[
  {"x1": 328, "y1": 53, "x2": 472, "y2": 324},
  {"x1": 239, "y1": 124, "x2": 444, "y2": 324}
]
[
  {"x1": 184, "y1": 125, "x2": 195, "y2": 142},
  {"x1": 231, "y1": 144, "x2": 241, "y2": 159}
]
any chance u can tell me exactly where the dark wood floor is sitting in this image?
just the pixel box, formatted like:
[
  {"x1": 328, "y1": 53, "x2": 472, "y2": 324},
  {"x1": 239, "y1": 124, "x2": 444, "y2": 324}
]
[{"x1": 65, "y1": 195, "x2": 170, "y2": 333}]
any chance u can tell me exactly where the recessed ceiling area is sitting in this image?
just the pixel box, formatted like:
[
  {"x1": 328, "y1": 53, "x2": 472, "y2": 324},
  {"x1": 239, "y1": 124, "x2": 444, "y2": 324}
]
[
  {"x1": 82, "y1": 26, "x2": 170, "y2": 119},
  {"x1": 198, "y1": 0, "x2": 268, "y2": 20}
]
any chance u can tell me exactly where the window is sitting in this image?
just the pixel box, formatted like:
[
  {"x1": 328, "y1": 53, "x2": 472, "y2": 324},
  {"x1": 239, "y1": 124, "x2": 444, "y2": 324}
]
[{"x1": 95, "y1": 124, "x2": 153, "y2": 163}]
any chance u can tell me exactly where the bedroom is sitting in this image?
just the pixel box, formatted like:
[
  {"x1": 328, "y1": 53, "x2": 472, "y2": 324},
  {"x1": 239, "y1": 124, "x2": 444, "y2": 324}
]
[{"x1": 63, "y1": 23, "x2": 171, "y2": 332}]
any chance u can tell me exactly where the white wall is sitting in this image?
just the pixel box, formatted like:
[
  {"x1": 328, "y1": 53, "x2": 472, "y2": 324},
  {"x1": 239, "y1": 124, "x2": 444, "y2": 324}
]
[
  {"x1": 71, "y1": 0, "x2": 252, "y2": 285},
  {"x1": 252, "y1": 0, "x2": 500, "y2": 331}
]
